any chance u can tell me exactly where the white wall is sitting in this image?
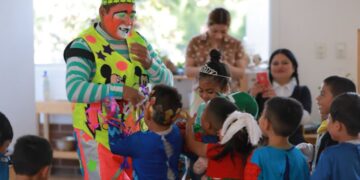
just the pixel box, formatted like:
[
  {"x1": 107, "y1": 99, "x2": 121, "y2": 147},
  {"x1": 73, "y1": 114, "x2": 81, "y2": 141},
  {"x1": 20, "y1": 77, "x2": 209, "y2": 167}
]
[
  {"x1": 0, "y1": 0, "x2": 35, "y2": 147},
  {"x1": 35, "y1": 64, "x2": 68, "y2": 101},
  {"x1": 245, "y1": 0, "x2": 270, "y2": 60},
  {"x1": 270, "y1": 0, "x2": 360, "y2": 123}
]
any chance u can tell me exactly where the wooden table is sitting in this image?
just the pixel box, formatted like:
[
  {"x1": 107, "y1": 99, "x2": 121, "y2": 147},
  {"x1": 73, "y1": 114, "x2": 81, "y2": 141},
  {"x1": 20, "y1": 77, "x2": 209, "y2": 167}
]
[
  {"x1": 304, "y1": 133, "x2": 317, "y2": 144},
  {"x1": 36, "y1": 101, "x2": 77, "y2": 159}
]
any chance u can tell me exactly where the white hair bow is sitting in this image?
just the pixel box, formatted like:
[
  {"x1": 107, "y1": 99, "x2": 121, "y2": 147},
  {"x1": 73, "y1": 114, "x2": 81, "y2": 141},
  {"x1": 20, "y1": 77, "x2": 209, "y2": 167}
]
[{"x1": 220, "y1": 111, "x2": 262, "y2": 145}]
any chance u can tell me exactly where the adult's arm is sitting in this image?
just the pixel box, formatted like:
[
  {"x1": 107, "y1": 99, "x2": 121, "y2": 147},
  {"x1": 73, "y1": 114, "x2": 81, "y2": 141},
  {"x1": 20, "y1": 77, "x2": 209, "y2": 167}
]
[
  {"x1": 295, "y1": 86, "x2": 312, "y2": 124},
  {"x1": 185, "y1": 38, "x2": 201, "y2": 78},
  {"x1": 298, "y1": 86, "x2": 312, "y2": 113},
  {"x1": 65, "y1": 38, "x2": 124, "y2": 103},
  {"x1": 144, "y1": 42, "x2": 174, "y2": 86},
  {"x1": 224, "y1": 40, "x2": 247, "y2": 79},
  {"x1": 185, "y1": 113, "x2": 207, "y2": 157}
]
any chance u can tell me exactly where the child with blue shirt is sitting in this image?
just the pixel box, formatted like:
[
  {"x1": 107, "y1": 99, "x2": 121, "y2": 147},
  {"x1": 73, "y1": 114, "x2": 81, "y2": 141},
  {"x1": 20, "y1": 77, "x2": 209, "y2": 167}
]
[
  {"x1": 0, "y1": 111, "x2": 13, "y2": 180},
  {"x1": 109, "y1": 84, "x2": 183, "y2": 180},
  {"x1": 245, "y1": 97, "x2": 310, "y2": 180},
  {"x1": 311, "y1": 92, "x2": 360, "y2": 180}
]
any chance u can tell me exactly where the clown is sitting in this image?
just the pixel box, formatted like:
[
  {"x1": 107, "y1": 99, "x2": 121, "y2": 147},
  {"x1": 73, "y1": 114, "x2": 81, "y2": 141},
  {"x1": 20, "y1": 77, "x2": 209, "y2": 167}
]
[{"x1": 63, "y1": 0, "x2": 173, "y2": 179}]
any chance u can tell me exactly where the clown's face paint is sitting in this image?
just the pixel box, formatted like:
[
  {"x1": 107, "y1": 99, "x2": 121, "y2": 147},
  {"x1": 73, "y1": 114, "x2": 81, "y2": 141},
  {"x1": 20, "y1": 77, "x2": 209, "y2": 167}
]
[{"x1": 100, "y1": 3, "x2": 136, "y2": 40}]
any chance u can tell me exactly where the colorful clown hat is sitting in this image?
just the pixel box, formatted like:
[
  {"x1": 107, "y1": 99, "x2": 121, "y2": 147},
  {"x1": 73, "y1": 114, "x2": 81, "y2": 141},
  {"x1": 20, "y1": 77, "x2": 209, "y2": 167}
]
[{"x1": 102, "y1": 0, "x2": 135, "y2": 5}]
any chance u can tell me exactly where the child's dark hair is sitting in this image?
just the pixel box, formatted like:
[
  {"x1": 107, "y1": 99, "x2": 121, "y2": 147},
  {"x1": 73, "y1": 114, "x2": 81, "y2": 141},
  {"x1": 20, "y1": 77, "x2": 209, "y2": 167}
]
[
  {"x1": 207, "y1": 97, "x2": 255, "y2": 163},
  {"x1": 324, "y1": 76, "x2": 356, "y2": 97},
  {"x1": 264, "y1": 97, "x2": 303, "y2": 137},
  {"x1": 150, "y1": 84, "x2": 182, "y2": 126},
  {"x1": 208, "y1": 7, "x2": 231, "y2": 27},
  {"x1": 12, "y1": 135, "x2": 53, "y2": 176},
  {"x1": 330, "y1": 92, "x2": 360, "y2": 137},
  {"x1": 0, "y1": 111, "x2": 13, "y2": 147},
  {"x1": 199, "y1": 49, "x2": 230, "y2": 90},
  {"x1": 268, "y1": 48, "x2": 299, "y2": 85}
]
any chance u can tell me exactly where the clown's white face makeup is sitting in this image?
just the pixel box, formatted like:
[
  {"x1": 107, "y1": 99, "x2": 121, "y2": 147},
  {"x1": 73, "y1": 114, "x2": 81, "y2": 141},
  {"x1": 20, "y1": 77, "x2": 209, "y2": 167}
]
[
  {"x1": 118, "y1": 25, "x2": 132, "y2": 39},
  {"x1": 100, "y1": 3, "x2": 136, "y2": 40}
]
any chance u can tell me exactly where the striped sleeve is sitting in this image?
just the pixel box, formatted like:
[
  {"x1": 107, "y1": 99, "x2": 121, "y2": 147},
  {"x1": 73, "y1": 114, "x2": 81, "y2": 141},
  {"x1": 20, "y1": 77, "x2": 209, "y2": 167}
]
[
  {"x1": 145, "y1": 42, "x2": 174, "y2": 86},
  {"x1": 65, "y1": 38, "x2": 123, "y2": 103}
]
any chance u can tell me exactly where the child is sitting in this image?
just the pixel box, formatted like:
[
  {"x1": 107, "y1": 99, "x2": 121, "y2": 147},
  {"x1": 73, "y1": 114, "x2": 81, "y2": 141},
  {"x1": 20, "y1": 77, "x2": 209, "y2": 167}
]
[
  {"x1": 245, "y1": 97, "x2": 310, "y2": 180},
  {"x1": 311, "y1": 93, "x2": 360, "y2": 179},
  {"x1": 185, "y1": 97, "x2": 262, "y2": 179},
  {"x1": 297, "y1": 76, "x2": 356, "y2": 169},
  {"x1": 109, "y1": 84, "x2": 183, "y2": 179},
  {"x1": 195, "y1": 49, "x2": 258, "y2": 127},
  {"x1": 0, "y1": 111, "x2": 13, "y2": 180},
  {"x1": 12, "y1": 135, "x2": 53, "y2": 180},
  {"x1": 187, "y1": 49, "x2": 258, "y2": 179}
]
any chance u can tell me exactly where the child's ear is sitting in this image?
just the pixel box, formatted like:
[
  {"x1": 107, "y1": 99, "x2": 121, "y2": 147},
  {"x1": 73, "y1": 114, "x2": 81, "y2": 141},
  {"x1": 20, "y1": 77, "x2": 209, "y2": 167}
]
[
  {"x1": 335, "y1": 121, "x2": 343, "y2": 132},
  {"x1": 149, "y1": 97, "x2": 156, "y2": 105},
  {"x1": 39, "y1": 166, "x2": 50, "y2": 179},
  {"x1": 99, "y1": 6, "x2": 106, "y2": 17},
  {"x1": 222, "y1": 84, "x2": 230, "y2": 94},
  {"x1": 144, "y1": 97, "x2": 156, "y2": 120},
  {"x1": 145, "y1": 105, "x2": 152, "y2": 121},
  {"x1": 203, "y1": 121, "x2": 211, "y2": 130},
  {"x1": 263, "y1": 118, "x2": 271, "y2": 131}
]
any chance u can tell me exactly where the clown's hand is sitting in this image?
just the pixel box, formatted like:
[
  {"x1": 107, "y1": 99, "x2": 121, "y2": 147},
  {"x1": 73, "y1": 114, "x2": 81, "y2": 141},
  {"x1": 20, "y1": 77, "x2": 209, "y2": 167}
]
[
  {"x1": 123, "y1": 86, "x2": 145, "y2": 106},
  {"x1": 130, "y1": 43, "x2": 152, "y2": 69}
]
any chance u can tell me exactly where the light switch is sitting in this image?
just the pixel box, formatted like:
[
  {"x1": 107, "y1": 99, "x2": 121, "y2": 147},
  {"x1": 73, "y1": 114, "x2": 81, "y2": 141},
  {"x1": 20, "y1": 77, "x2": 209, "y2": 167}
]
[
  {"x1": 315, "y1": 43, "x2": 326, "y2": 59},
  {"x1": 335, "y1": 43, "x2": 346, "y2": 59}
]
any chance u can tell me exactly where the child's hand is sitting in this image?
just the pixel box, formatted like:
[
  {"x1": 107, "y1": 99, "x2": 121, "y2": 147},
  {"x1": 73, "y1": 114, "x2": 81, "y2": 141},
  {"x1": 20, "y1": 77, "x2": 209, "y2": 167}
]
[
  {"x1": 178, "y1": 111, "x2": 197, "y2": 130},
  {"x1": 193, "y1": 157, "x2": 208, "y2": 174},
  {"x1": 186, "y1": 113, "x2": 197, "y2": 128}
]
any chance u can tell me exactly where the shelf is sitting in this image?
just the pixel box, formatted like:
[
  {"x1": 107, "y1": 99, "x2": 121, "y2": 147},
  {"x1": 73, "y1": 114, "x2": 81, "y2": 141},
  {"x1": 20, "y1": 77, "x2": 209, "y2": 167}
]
[
  {"x1": 53, "y1": 150, "x2": 78, "y2": 160},
  {"x1": 36, "y1": 101, "x2": 72, "y2": 140},
  {"x1": 36, "y1": 100, "x2": 72, "y2": 114},
  {"x1": 304, "y1": 133, "x2": 317, "y2": 144},
  {"x1": 36, "y1": 101, "x2": 77, "y2": 160}
]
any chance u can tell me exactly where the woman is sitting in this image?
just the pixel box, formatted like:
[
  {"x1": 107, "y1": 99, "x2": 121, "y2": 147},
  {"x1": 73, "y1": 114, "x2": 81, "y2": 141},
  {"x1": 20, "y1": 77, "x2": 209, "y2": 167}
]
[
  {"x1": 185, "y1": 7, "x2": 248, "y2": 92},
  {"x1": 249, "y1": 48, "x2": 312, "y2": 145}
]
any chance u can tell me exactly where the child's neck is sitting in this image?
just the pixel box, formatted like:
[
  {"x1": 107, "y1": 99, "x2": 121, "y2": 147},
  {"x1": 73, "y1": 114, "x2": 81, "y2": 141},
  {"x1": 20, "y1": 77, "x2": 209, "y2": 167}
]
[
  {"x1": 336, "y1": 134, "x2": 360, "y2": 143},
  {"x1": 16, "y1": 175, "x2": 43, "y2": 180},
  {"x1": 149, "y1": 123, "x2": 172, "y2": 133},
  {"x1": 268, "y1": 135, "x2": 292, "y2": 149}
]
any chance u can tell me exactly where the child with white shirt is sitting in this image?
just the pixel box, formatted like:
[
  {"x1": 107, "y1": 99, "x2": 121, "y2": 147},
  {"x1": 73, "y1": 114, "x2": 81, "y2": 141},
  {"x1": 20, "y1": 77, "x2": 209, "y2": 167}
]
[{"x1": 249, "y1": 48, "x2": 312, "y2": 145}]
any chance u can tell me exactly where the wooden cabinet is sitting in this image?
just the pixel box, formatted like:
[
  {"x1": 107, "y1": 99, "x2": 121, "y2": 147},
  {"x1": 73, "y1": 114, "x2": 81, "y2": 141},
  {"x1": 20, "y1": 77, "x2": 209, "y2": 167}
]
[{"x1": 36, "y1": 101, "x2": 77, "y2": 159}]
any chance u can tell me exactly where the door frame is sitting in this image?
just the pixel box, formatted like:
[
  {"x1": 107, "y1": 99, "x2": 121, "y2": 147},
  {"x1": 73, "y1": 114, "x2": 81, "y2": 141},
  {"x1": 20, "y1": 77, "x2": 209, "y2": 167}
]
[{"x1": 358, "y1": 29, "x2": 360, "y2": 92}]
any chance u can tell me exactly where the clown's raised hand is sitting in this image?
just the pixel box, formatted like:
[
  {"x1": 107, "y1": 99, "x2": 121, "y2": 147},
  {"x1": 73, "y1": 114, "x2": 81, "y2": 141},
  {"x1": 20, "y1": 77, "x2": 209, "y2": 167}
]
[{"x1": 130, "y1": 43, "x2": 152, "y2": 69}]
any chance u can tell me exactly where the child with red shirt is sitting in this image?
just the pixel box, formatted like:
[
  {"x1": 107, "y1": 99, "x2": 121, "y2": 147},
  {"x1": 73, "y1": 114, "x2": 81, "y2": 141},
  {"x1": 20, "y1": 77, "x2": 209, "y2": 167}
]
[{"x1": 184, "y1": 97, "x2": 262, "y2": 179}]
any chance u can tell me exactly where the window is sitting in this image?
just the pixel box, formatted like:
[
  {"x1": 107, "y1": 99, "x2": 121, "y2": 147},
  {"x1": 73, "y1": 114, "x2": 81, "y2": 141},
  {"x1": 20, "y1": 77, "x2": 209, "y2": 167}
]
[{"x1": 34, "y1": 0, "x2": 269, "y2": 65}]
